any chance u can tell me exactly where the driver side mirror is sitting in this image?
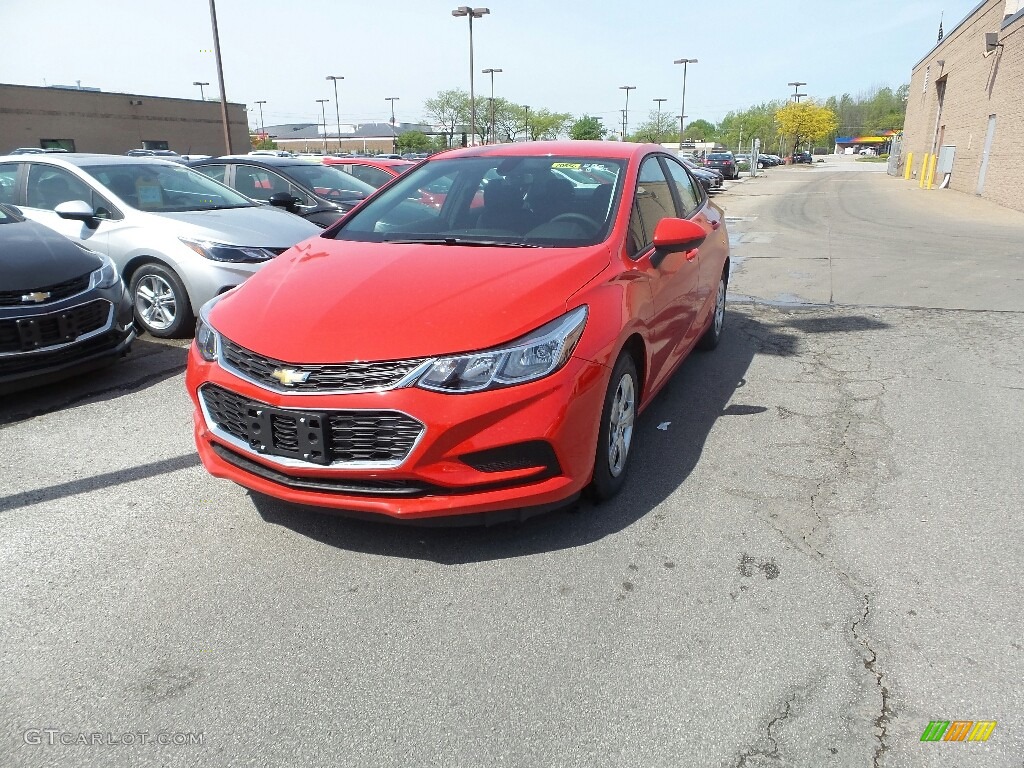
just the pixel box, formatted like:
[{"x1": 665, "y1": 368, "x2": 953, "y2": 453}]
[
  {"x1": 55, "y1": 200, "x2": 100, "y2": 229},
  {"x1": 268, "y1": 191, "x2": 301, "y2": 212}
]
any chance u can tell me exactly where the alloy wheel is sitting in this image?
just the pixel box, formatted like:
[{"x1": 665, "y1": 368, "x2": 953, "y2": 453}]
[
  {"x1": 135, "y1": 274, "x2": 177, "y2": 332},
  {"x1": 607, "y1": 372, "x2": 636, "y2": 478}
]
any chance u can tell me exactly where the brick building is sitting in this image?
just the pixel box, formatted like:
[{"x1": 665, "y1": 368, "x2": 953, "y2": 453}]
[
  {"x1": 0, "y1": 83, "x2": 250, "y2": 156},
  {"x1": 901, "y1": 0, "x2": 1024, "y2": 212}
]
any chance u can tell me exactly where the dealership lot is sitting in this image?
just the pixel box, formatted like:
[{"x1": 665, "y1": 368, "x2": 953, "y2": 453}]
[{"x1": 2, "y1": 163, "x2": 1022, "y2": 767}]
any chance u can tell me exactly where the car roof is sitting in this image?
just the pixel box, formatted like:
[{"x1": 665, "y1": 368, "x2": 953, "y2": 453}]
[
  {"x1": 0, "y1": 152, "x2": 185, "y2": 168},
  {"x1": 191, "y1": 155, "x2": 316, "y2": 167},
  {"x1": 438, "y1": 140, "x2": 656, "y2": 161}
]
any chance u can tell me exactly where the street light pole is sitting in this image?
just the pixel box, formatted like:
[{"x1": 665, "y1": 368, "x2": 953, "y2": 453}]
[
  {"x1": 254, "y1": 100, "x2": 266, "y2": 144},
  {"x1": 619, "y1": 85, "x2": 636, "y2": 139},
  {"x1": 788, "y1": 81, "x2": 807, "y2": 102},
  {"x1": 193, "y1": 81, "x2": 209, "y2": 101},
  {"x1": 452, "y1": 6, "x2": 490, "y2": 146},
  {"x1": 523, "y1": 105, "x2": 530, "y2": 141},
  {"x1": 653, "y1": 98, "x2": 667, "y2": 142},
  {"x1": 326, "y1": 75, "x2": 344, "y2": 155},
  {"x1": 315, "y1": 99, "x2": 329, "y2": 154},
  {"x1": 482, "y1": 68, "x2": 502, "y2": 144},
  {"x1": 385, "y1": 97, "x2": 399, "y2": 153},
  {"x1": 674, "y1": 58, "x2": 698, "y2": 148},
  {"x1": 207, "y1": 0, "x2": 232, "y2": 154}
]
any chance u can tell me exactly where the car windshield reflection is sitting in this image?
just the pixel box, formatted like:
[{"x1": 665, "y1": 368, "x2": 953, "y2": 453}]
[{"x1": 332, "y1": 156, "x2": 625, "y2": 248}]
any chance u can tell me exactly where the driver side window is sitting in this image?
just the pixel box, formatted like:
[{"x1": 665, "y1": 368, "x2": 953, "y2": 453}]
[
  {"x1": 26, "y1": 165, "x2": 94, "y2": 211},
  {"x1": 627, "y1": 156, "x2": 676, "y2": 257}
]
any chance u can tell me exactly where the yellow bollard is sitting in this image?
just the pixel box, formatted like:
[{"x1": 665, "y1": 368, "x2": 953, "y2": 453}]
[
  {"x1": 927, "y1": 154, "x2": 938, "y2": 189},
  {"x1": 919, "y1": 154, "x2": 929, "y2": 188},
  {"x1": 904, "y1": 152, "x2": 914, "y2": 180}
]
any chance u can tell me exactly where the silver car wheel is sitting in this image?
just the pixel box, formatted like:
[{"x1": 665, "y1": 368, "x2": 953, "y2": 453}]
[
  {"x1": 607, "y1": 373, "x2": 636, "y2": 478},
  {"x1": 714, "y1": 278, "x2": 726, "y2": 335},
  {"x1": 135, "y1": 274, "x2": 177, "y2": 331}
]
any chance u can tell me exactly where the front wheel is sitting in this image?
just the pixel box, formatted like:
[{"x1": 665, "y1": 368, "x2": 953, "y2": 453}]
[
  {"x1": 588, "y1": 353, "x2": 639, "y2": 501},
  {"x1": 698, "y1": 273, "x2": 727, "y2": 351},
  {"x1": 130, "y1": 262, "x2": 194, "y2": 338}
]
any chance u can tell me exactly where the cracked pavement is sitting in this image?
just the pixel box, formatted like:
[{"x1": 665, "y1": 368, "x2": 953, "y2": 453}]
[{"x1": 1, "y1": 159, "x2": 1022, "y2": 767}]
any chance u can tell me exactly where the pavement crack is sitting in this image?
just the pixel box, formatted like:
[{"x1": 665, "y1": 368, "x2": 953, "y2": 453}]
[
  {"x1": 732, "y1": 692, "x2": 797, "y2": 767},
  {"x1": 852, "y1": 595, "x2": 892, "y2": 767}
]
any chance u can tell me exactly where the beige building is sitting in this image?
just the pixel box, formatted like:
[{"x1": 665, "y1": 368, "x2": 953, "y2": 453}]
[
  {"x1": 0, "y1": 83, "x2": 250, "y2": 156},
  {"x1": 901, "y1": 0, "x2": 1024, "y2": 211}
]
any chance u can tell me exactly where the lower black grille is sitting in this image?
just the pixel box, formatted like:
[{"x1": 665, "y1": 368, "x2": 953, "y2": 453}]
[
  {"x1": 0, "y1": 273, "x2": 92, "y2": 306},
  {"x1": 0, "y1": 300, "x2": 111, "y2": 353},
  {"x1": 460, "y1": 441, "x2": 561, "y2": 474},
  {"x1": 0, "y1": 329, "x2": 129, "y2": 376},
  {"x1": 200, "y1": 384, "x2": 424, "y2": 466}
]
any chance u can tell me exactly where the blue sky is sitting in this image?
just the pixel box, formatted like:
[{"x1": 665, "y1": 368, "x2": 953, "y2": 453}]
[{"x1": 2, "y1": 0, "x2": 980, "y2": 131}]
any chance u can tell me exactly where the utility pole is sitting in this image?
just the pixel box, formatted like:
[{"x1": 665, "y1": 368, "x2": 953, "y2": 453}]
[
  {"x1": 653, "y1": 98, "x2": 667, "y2": 143},
  {"x1": 315, "y1": 99, "x2": 329, "y2": 154},
  {"x1": 674, "y1": 58, "x2": 697, "y2": 149},
  {"x1": 326, "y1": 75, "x2": 344, "y2": 155},
  {"x1": 207, "y1": 0, "x2": 232, "y2": 153},
  {"x1": 619, "y1": 85, "x2": 636, "y2": 140}
]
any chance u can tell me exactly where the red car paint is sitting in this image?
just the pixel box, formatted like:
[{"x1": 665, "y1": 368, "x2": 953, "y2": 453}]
[{"x1": 187, "y1": 141, "x2": 730, "y2": 521}]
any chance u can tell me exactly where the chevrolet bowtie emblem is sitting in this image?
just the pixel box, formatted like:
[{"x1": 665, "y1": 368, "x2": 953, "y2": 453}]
[
  {"x1": 271, "y1": 368, "x2": 311, "y2": 386},
  {"x1": 21, "y1": 291, "x2": 51, "y2": 303}
]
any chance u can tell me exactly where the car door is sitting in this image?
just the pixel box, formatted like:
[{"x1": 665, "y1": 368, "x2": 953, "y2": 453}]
[
  {"x1": 20, "y1": 163, "x2": 116, "y2": 254},
  {"x1": 627, "y1": 155, "x2": 701, "y2": 395},
  {"x1": 662, "y1": 156, "x2": 726, "y2": 345}
]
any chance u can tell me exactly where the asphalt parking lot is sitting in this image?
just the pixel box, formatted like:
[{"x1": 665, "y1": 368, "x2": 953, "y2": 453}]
[{"x1": 2, "y1": 158, "x2": 1022, "y2": 767}]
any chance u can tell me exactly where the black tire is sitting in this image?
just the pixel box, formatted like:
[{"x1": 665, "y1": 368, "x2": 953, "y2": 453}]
[
  {"x1": 698, "y1": 271, "x2": 727, "y2": 351},
  {"x1": 129, "y1": 262, "x2": 194, "y2": 338},
  {"x1": 588, "y1": 353, "x2": 639, "y2": 501}
]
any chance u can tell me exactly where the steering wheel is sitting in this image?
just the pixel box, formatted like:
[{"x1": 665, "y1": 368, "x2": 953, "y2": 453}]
[{"x1": 548, "y1": 213, "x2": 601, "y2": 232}]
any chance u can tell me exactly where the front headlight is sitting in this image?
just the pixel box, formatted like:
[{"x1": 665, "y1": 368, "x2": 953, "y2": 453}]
[
  {"x1": 88, "y1": 253, "x2": 119, "y2": 289},
  {"x1": 417, "y1": 306, "x2": 587, "y2": 393},
  {"x1": 194, "y1": 296, "x2": 224, "y2": 362},
  {"x1": 180, "y1": 238, "x2": 278, "y2": 264}
]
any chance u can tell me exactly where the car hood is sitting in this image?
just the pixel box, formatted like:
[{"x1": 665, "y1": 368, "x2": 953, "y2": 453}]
[
  {"x1": 0, "y1": 218, "x2": 101, "y2": 290},
  {"x1": 210, "y1": 238, "x2": 611, "y2": 362},
  {"x1": 156, "y1": 206, "x2": 320, "y2": 247}
]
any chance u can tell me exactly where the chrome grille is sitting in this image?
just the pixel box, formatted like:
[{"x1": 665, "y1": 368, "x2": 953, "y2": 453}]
[
  {"x1": 199, "y1": 384, "x2": 424, "y2": 466},
  {"x1": 220, "y1": 337, "x2": 427, "y2": 393}
]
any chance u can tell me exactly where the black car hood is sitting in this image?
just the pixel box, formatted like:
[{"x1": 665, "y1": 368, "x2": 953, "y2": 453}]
[{"x1": 0, "y1": 217, "x2": 100, "y2": 291}]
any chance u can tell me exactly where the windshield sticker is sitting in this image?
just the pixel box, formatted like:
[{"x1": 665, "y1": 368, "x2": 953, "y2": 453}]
[
  {"x1": 136, "y1": 183, "x2": 163, "y2": 207},
  {"x1": 551, "y1": 162, "x2": 582, "y2": 170}
]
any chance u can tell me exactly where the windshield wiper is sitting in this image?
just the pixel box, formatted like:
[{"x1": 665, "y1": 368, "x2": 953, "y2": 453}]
[{"x1": 383, "y1": 237, "x2": 539, "y2": 248}]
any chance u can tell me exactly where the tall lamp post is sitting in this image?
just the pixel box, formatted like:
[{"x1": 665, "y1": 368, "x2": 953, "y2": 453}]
[
  {"x1": 452, "y1": 6, "x2": 490, "y2": 146},
  {"x1": 315, "y1": 99, "x2": 329, "y2": 154},
  {"x1": 207, "y1": 0, "x2": 232, "y2": 154},
  {"x1": 788, "y1": 81, "x2": 807, "y2": 102},
  {"x1": 674, "y1": 58, "x2": 697, "y2": 149},
  {"x1": 482, "y1": 67, "x2": 502, "y2": 144},
  {"x1": 653, "y1": 98, "x2": 667, "y2": 142},
  {"x1": 254, "y1": 100, "x2": 266, "y2": 138},
  {"x1": 385, "y1": 97, "x2": 399, "y2": 153},
  {"x1": 523, "y1": 104, "x2": 529, "y2": 141},
  {"x1": 326, "y1": 75, "x2": 344, "y2": 155},
  {"x1": 193, "y1": 81, "x2": 209, "y2": 101},
  {"x1": 619, "y1": 86, "x2": 636, "y2": 139}
]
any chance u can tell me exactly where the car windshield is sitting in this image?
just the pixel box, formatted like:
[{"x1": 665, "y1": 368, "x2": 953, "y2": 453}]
[
  {"x1": 83, "y1": 162, "x2": 255, "y2": 212},
  {"x1": 331, "y1": 155, "x2": 626, "y2": 248},
  {"x1": 283, "y1": 164, "x2": 376, "y2": 201}
]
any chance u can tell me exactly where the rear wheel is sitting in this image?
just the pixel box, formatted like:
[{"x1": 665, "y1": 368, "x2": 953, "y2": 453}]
[
  {"x1": 589, "y1": 353, "x2": 638, "y2": 501},
  {"x1": 130, "y1": 263, "x2": 194, "y2": 338},
  {"x1": 698, "y1": 272, "x2": 727, "y2": 351}
]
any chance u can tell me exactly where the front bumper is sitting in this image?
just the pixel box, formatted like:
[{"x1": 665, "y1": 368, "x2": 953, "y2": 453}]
[
  {"x1": 0, "y1": 283, "x2": 135, "y2": 394},
  {"x1": 186, "y1": 345, "x2": 609, "y2": 520}
]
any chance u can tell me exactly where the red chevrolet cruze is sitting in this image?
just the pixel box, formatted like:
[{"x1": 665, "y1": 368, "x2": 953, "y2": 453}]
[{"x1": 186, "y1": 141, "x2": 730, "y2": 522}]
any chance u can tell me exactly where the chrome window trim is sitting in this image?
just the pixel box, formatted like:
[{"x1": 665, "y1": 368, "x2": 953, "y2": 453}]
[
  {"x1": 0, "y1": 300, "x2": 113, "y2": 357},
  {"x1": 197, "y1": 384, "x2": 427, "y2": 471}
]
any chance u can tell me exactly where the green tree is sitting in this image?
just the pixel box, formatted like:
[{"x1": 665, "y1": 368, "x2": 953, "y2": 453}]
[
  {"x1": 629, "y1": 110, "x2": 677, "y2": 143},
  {"x1": 396, "y1": 131, "x2": 433, "y2": 153},
  {"x1": 682, "y1": 119, "x2": 716, "y2": 142},
  {"x1": 424, "y1": 89, "x2": 469, "y2": 148},
  {"x1": 527, "y1": 109, "x2": 571, "y2": 141},
  {"x1": 570, "y1": 115, "x2": 606, "y2": 140},
  {"x1": 491, "y1": 99, "x2": 527, "y2": 142},
  {"x1": 775, "y1": 100, "x2": 839, "y2": 151}
]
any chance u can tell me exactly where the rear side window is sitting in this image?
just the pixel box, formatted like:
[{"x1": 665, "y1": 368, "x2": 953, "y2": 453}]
[{"x1": 0, "y1": 163, "x2": 18, "y2": 205}]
